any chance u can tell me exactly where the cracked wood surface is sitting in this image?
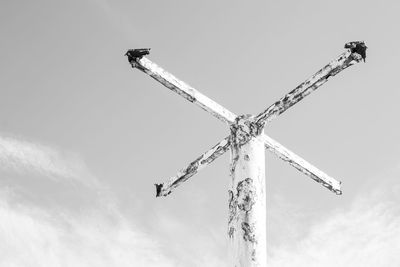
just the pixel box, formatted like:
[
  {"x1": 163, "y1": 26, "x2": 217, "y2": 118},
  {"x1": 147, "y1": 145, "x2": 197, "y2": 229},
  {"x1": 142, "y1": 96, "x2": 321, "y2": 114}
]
[
  {"x1": 255, "y1": 45, "x2": 365, "y2": 127},
  {"x1": 131, "y1": 57, "x2": 237, "y2": 124}
]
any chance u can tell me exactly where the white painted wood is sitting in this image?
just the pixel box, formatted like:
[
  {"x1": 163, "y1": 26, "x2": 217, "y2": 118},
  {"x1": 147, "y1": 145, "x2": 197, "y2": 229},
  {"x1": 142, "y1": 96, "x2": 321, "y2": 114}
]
[
  {"x1": 155, "y1": 136, "x2": 231, "y2": 197},
  {"x1": 255, "y1": 47, "x2": 365, "y2": 126},
  {"x1": 260, "y1": 134, "x2": 341, "y2": 194},
  {"x1": 133, "y1": 57, "x2": 237, "y2": 124},
  {"x1": 229, "y1": 116, "x2": 266, "y2": 267}
]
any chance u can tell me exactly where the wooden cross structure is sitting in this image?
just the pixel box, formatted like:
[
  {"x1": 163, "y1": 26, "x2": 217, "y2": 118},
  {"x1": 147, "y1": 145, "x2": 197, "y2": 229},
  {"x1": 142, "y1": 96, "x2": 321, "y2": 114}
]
[{"x1": 126, "y1": 41, "x2": 367, "y2": 267}]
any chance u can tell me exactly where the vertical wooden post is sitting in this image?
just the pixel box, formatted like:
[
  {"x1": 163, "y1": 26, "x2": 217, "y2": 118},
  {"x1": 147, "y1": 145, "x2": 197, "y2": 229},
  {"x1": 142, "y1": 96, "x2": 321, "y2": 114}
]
[{"x1": 229, "y1": 115, "x2": 266, "y2": 267}]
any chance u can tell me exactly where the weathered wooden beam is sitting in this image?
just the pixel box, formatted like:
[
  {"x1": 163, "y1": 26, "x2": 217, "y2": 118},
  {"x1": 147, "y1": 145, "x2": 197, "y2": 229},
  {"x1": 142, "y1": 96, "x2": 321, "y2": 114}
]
[
  {"x1": 155, "y1": 136, "x2": 231, "y2": 197},
  {"x1": 127, "y1": 55, "x2": 237, "y2": 124},
  {"x1": 229, "y1": 115, "x2": 266, "y2": 266},
  {"x1": 255, "y1": 41, "x2": 367, "y2": 127},
  {"x1": 260, "y1": 134, "x2": 342, "y2": 194},
  {"x1": 154, "y1": 132, "x2": 342, "y2": 197}
]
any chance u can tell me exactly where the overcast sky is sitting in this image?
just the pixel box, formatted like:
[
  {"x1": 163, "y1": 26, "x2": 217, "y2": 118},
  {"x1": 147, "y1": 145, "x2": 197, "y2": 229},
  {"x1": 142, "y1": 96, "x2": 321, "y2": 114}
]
[{"x1": 1, "y1": 0, "x2": 400, "y2": 266}]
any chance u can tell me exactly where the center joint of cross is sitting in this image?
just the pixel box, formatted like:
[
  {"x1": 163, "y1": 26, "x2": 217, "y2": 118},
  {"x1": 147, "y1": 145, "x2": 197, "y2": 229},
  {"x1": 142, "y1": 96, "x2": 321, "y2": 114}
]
[{"x1": 230, "y1": 114, "x2": 264, "y2": 146}]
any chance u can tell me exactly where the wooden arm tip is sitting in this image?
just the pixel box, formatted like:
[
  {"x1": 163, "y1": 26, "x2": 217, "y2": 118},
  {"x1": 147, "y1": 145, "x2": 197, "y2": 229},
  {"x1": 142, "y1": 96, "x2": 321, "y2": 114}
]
[
  {"x1": 125, "y1": 48, "x2": 151, "y2": 65},
  {"x1": 344, "y1": 41, "x2": 367, "y2": 62},
  {"x1": 155, "y1": 183, "x2": 163, "y2": 197},
  {"x1": 322, "y1": 181, "x2": 342, "y2": 195},
  {"x1": 155, "y1": 183, "x2": 171, "y2": 197}
]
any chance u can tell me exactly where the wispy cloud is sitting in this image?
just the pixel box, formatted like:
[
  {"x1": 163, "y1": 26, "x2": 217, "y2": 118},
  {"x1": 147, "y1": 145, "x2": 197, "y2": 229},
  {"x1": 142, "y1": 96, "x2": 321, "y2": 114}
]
[
  {"x1": 153, "y1": 211, "x2": 228, "y2": 267},
  {"x1": 2, "y1": 133, "x2": 399, "y2": 266},
  {"x1": 269, "y1": 174, "x2": 400, "y2": 267},
  {"x1": 0, "y1": 135, "x2": 97, "y2": 187},
  {"x1": 0, "y1": 134, "x2": 177, "y2": 266},
  {"x1": 0, "y1": 188, "x2": 175, "y2": 267}
]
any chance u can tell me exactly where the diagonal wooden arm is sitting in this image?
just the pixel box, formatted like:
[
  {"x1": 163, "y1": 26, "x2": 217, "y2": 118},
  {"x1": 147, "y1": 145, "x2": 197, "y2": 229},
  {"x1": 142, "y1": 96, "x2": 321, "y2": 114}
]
[
  {"x1": 128, "y1": 56, "x2": 237, "y2": 124},
  {"x1": 255, "y1": 41, "x2": 367, "y2": 127},
  {"x1": 155, "y1": 136, "x2": 231, "y2": 197},
  {"x1": 260, "y1": 135, "x2": 341, "y2": 194},
  {"x1": 155, "y1": 132, "x2": 341, "y2": 197}
]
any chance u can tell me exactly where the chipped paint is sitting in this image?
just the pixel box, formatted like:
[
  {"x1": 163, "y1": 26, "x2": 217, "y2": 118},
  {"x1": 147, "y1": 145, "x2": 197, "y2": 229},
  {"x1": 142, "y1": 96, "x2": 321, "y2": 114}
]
[
  {"x1": 229, "y1": 115, "x2": 266, "y2": 266},
  {"x1": 228, "y1": 190, "x2": 237, "y2": 224},
  {"x1": 255, "y1": 45, "x2": 366, "y2": 127},
  {"x1": 237, "y1": 178, "x2": 256, "y2": 212},
  {"x1": 260, "y1": 134, "x2": 342, "y2": 194},
  {"x1": 228, "y1": 226, "x2": 235, "y2": 239},
  {"x1": 130, "y1": 56, "x2": 237, "y2": 125},
  {"x1": 241, "y1": 222, "x2": 256, "y2": 243},
  {"x1": 155, "y1": 136, "x2": 231, "y2": 197}
]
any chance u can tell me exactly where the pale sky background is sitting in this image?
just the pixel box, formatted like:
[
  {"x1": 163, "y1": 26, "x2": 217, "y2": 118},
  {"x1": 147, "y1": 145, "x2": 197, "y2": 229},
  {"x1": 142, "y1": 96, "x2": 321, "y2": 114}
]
[{"x1": 1, "y1": 0, "x2": 400, "y2": 266}]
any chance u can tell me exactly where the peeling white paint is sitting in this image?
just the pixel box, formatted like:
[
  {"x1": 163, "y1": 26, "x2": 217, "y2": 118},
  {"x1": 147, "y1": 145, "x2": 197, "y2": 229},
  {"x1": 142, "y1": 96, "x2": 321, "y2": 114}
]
[
  {"x1": 255, "y1": 44, "x2": 366, "y2": 127},
  {"x1": 155, "y1": 137, "x2": 231, "y2": 197},
  {"x1": 133, "y1": 57, "x2": 237, "y2": 124},
  {"x1": 260, "y1": 134, "x2": 342, "y2": 194},
  {"x1": 229, "y1": 115, "x2": 266, "y2": 267}
]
